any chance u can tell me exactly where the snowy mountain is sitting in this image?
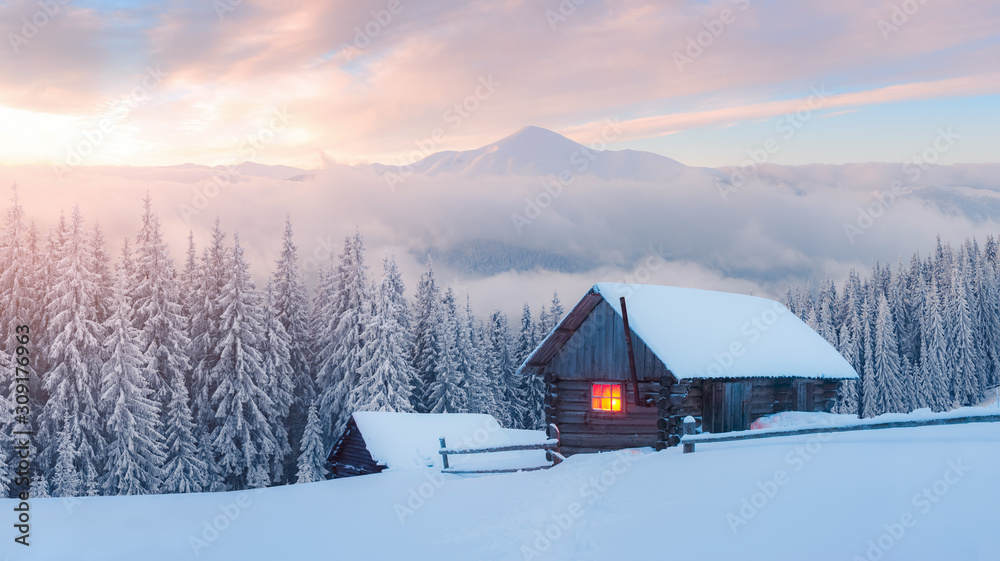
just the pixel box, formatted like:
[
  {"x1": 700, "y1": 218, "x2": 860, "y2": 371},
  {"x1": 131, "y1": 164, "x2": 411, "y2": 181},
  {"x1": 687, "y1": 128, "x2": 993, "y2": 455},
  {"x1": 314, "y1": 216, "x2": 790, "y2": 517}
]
[
  {"x1": 8, "y1": 412, "x2": 998, "y2": 560},
  {"x1": 368, "y1": 126, "x2": 693, "y2": 182}
]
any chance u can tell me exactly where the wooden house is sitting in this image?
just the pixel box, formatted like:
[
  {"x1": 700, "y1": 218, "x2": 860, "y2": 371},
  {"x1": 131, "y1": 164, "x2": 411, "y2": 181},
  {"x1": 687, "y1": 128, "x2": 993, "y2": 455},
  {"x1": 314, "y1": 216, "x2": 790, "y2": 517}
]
[
  {"x1": 518, "y1": 282, "x2": 859, "y2": 455},
  {"x1": 327, "y1": 411, "x2": 549, "y2": 478}
]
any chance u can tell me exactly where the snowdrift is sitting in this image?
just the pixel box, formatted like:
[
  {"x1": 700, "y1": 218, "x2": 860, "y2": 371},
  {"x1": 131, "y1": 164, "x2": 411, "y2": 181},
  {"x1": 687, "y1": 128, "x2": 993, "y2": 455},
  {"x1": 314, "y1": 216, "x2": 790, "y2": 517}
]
[{"x1": 4, "y1": 420, "x2": 999, "y2": 560}]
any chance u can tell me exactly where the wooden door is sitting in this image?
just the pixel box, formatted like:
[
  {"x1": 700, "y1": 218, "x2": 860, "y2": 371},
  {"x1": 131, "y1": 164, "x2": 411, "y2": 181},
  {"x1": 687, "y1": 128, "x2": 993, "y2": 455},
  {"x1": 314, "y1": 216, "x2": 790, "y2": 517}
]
[{"x1": 704, "y1": 380, "x2": 753, "y2": 433}]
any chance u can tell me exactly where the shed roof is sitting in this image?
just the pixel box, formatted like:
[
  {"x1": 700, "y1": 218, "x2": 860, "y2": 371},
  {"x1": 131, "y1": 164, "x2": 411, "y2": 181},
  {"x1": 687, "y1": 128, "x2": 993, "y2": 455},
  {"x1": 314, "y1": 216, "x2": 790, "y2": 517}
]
[
  {"x1": 349, "y1": 412, "x2": 549, "y2": 471},
  {"x1": 522, "y1": 282, "x2": 858, "y2": 381}
]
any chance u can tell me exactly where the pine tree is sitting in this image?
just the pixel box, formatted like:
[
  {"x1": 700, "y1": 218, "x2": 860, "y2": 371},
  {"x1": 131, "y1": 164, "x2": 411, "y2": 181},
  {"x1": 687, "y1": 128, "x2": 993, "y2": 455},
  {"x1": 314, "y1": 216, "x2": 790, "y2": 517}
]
[
  {"x1": 52, "y1": 415, "x2": 81, "y2": 497},
  {"x1": 486, "y1": 311, "x2": 521, "y2": 426},
  {"x1": 161, "y1": 372, "x2": 209, "y2": 494},
  {"x1": 99, "y1": 267, "x2": 166, "y2": 496},
  {"x1": 864, "y1": 294, "x2": 906, "y2": 417},
  {"x1": 133, "y1": 196, "x2": 192, "y2": 405},
  {"x1": 0, "y1": 185, "x2": 31, "y2": 349},
  {"x1": 316, "y1": 231, "x2": 371, "y2": 444},
  {"x1": 270, "y1": 217, "x2": 314, "y2": 479},
  {"x1": 351, "y1": 256, "x2": 416, "y2": 413},
  {"x1": 262, "y1": 282, "x2": 295, "y2": 483},
  {"x1": 464, "y1": 299, "x2": 495, "y2": 416},
  {"x1": 38, "y1": 207, "x2": 107, "y2": 488},
  {"x1": 410, "y1": 258, "x2": 442, "y2": 413},
  {"x1": 947, "y1": 267, "x2": 982, "y2": 406},
  {"x1": 190, "y1": 219, "x2": 229, "y2": 431},
  {"x1": 295, "y1": 404, "x2": 328, "y2": 484},
  {"x1": 919, "y1": 276, "x2": 951, "y2": 411},
  {"x1": 426, "y1": 288, "x2": 467, "y2": 414},
  {"x1": 208, "y1": 234, "x2": 278, "y2": 490},
  {"x1": 516, "y1": 303, "x2": 544, "y2": 428}
]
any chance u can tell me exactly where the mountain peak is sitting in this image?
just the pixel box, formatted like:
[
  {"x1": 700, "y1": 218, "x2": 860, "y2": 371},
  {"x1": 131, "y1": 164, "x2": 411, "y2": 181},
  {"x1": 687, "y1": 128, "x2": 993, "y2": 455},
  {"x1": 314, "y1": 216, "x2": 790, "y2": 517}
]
[{"x1": 370, "y1": 125, "x2": 688, "y2": 182}]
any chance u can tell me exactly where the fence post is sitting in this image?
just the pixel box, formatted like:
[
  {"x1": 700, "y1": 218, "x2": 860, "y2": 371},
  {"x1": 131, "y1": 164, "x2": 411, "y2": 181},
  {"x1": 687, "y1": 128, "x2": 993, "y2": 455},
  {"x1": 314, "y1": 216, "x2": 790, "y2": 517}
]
[
  {"x1": 682, "y1": 417, "x2": 696, "y2": 454},
  {"x1": 546, "y1": 423, "x2": 562, "y2": 465},
  {"x1": 439, "y1": 437, "x2": 449, "y2": 469}
]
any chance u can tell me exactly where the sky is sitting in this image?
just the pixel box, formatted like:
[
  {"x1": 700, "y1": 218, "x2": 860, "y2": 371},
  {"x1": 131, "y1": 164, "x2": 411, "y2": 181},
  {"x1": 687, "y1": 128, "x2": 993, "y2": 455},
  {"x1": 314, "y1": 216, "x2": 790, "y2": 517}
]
[{"x1": 1, "y1": 0, "x2": 999, "y2": 171}]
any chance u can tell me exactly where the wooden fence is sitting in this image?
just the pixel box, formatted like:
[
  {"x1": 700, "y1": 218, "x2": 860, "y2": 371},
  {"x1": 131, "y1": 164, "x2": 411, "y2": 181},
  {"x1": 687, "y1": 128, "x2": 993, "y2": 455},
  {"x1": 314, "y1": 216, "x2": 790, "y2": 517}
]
[
  {"x1": 681, "y1": 413, "x2": 1000, "y2": 454},
  {"x1": 439, "y1": 424, "x2": 565, "y2": 475}
]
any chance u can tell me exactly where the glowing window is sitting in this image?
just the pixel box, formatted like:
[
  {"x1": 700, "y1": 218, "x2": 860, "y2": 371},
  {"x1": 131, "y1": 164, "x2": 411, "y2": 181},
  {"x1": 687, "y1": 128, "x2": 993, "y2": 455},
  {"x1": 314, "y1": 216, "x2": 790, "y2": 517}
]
[{"x1": 591, "y1": 383, "x2": 622, "y2": 412}]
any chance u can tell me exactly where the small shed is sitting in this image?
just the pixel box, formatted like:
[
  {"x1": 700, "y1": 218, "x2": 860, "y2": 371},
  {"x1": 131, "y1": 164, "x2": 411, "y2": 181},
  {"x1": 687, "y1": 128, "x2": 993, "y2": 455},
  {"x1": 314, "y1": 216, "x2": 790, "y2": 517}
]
[
  {"x1": 327, "y1": 411, "x2": 550, "y2": 478},
  {"x1": 519, "y1": 282, "x2": 859, "y2": 455}
]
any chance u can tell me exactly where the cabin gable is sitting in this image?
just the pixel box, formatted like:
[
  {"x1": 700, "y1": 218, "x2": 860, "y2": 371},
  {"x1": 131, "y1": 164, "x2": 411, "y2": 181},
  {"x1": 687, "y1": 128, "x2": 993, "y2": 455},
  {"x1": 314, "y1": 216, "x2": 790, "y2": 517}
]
[
  {"x1": 546, "y1": 299, "x2": 672, "y2": 382},
  {"x1": 327, "y1": 418, "x2": 386, "y2": 478}
]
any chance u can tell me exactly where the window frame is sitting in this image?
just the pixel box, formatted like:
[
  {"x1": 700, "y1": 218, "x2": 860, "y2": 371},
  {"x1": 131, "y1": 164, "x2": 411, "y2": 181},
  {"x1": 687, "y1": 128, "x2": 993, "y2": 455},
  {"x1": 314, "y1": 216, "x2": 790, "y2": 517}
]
[{"x1": 590, "y1": 381, "x2": 625, "y2": 415}]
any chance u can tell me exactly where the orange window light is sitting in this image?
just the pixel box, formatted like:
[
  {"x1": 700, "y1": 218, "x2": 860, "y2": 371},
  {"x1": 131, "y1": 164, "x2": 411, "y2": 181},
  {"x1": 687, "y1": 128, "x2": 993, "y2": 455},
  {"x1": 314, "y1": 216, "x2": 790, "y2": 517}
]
[{"x1": 591, "y1": 383, "x2": 622, "y2": 412}]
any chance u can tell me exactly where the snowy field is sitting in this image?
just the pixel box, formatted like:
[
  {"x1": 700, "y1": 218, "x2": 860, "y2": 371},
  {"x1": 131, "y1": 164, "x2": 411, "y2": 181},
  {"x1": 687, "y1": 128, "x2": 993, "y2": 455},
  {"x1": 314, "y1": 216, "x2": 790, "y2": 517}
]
[{"x1": 4, "y1": 416, "x2": 999, "y2": 561}]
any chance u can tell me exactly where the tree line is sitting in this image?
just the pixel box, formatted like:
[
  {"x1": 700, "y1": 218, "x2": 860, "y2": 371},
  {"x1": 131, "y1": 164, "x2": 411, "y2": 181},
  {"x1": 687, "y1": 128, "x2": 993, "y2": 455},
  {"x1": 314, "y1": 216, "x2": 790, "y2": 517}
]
[
  {"x1": 0, "y1": 189, "x2": 560, "y2": 497},
  {"x1": 786, "y1": 236, "x2": 1000, "y2": 417}
]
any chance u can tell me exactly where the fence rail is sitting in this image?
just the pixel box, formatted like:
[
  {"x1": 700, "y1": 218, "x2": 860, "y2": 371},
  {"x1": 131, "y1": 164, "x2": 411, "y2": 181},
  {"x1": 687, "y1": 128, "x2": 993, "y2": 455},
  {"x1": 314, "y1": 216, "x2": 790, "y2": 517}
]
[
  {"x1": 439, "y1": 424, "x2": 564, "y2": 474},
  {"x1": 681, "y1": 413, "x2": 1000, "y2": 453}
]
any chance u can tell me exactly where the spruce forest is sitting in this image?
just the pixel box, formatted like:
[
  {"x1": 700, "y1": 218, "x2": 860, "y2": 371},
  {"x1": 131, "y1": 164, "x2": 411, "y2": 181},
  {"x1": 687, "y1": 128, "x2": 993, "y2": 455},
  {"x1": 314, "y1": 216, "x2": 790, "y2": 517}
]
[{"x1": 0, "y1": 189, "x2": 997, "y2": 498}]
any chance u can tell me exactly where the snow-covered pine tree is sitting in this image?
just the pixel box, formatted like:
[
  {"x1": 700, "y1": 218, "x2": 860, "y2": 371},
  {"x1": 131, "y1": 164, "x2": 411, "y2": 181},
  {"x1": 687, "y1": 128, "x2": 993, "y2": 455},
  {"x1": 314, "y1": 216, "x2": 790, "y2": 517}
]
[
  {"x1": 947, "y1": 266, "x2": 983, "y2": 406},
  {"x1": 99, "y1": 266, "x2": 166, "y2": 496},
  {"x1": 316, "y1": 231, "x2": 372, "y2": 444},
  {"x1": 295, "y1": 404, "x2": 328, "y2": 484},
  {"x1": 208, "y1": 234, "x2": 278, "y2": 490},
  {"x1": 161, "y1": 370, "x2": 209, "y2": 494},
  {"x1": 486, "y1": 311, "x2": 522, "y2": 427},
  {"x1": 190, "y1": 220, "x2": 228, "y2": 432},
  {"x1": 464, "y1": 298, "x2": 495, "y2": 416},
  {"x1": 262, "y1": 282, "x2": 294, "y2": 483},
  {"x1": 0, "y1": 185, "x2": 31, "y2": 349},
  {"x1": 269, "y1": 217, "x2": 314, "y2": 479},
  {"x1": 864, "y1": 294, "x2": 906, "y2": 417},
  {"x1": 426, "y1": 288, "x2": 467, "y2": 414},
  {"x1": 52, "y1": 415, "x2": 81, "y2": 497},
  {"x1": 89, "y1": 223, "x2": 114, "y2": 324},
  {"x1": 351, "y1": 255, "x2": 416, "y2": 414},
  {"x1": 37, "y1": 207, "x2": 107, "y2": 490},
  {"x1": 548, "y1": 292, "x2": 565, "y2": 328},
  {"x1": 516, "y1": 303, "x2": 544, "y2": 428},
  {"x1": 833, "y1": 289, "x2": 862, "y2": 415},
  {"x1": 132, "y1": 196, "x2": 192, "y2": 405},
  {"x1": 410, "y1": 257, "x2": 442, "y2": 413},
  {"x1": 919, "y1": 276, "x2": 951, "y2": 411}
]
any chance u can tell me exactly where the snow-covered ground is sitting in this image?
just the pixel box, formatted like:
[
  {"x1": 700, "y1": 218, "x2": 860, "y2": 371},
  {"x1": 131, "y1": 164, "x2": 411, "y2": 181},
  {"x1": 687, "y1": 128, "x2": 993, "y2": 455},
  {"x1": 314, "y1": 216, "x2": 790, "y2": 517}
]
[{"x1": 5, "y1": 419, "x2": 999, "y2": 560}]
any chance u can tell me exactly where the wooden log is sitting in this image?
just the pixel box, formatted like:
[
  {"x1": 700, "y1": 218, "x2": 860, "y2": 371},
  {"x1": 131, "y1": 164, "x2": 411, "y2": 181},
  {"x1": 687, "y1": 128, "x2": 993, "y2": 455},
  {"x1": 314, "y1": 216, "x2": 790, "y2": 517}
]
[
  {"x1": 557, "y1": 423, "x2": 658, "y2": 435},
  {"x1": 560, "y1": 432, "x2": 659, "y2": 448}
]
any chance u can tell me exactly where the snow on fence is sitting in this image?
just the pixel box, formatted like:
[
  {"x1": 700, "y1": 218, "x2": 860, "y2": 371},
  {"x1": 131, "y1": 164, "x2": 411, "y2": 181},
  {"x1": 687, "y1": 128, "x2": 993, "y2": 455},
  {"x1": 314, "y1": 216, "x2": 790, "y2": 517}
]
[
  {"x1": 680, "y1": 413, "x2": 1000, "y2": 454},
  {"x1": 439, "y1": 424, "x2": 565, "y2": 475}
]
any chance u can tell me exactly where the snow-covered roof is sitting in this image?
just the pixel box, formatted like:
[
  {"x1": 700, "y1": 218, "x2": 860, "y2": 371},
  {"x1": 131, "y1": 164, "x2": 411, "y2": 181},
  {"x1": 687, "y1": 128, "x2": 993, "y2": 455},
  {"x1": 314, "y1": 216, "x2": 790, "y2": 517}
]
[
  {"x1": 526, "y1": 283, "x2": 858, "y2": 381},
  {"x1": 351, "y1": 412, "x2": 549, "y2": 471}
]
